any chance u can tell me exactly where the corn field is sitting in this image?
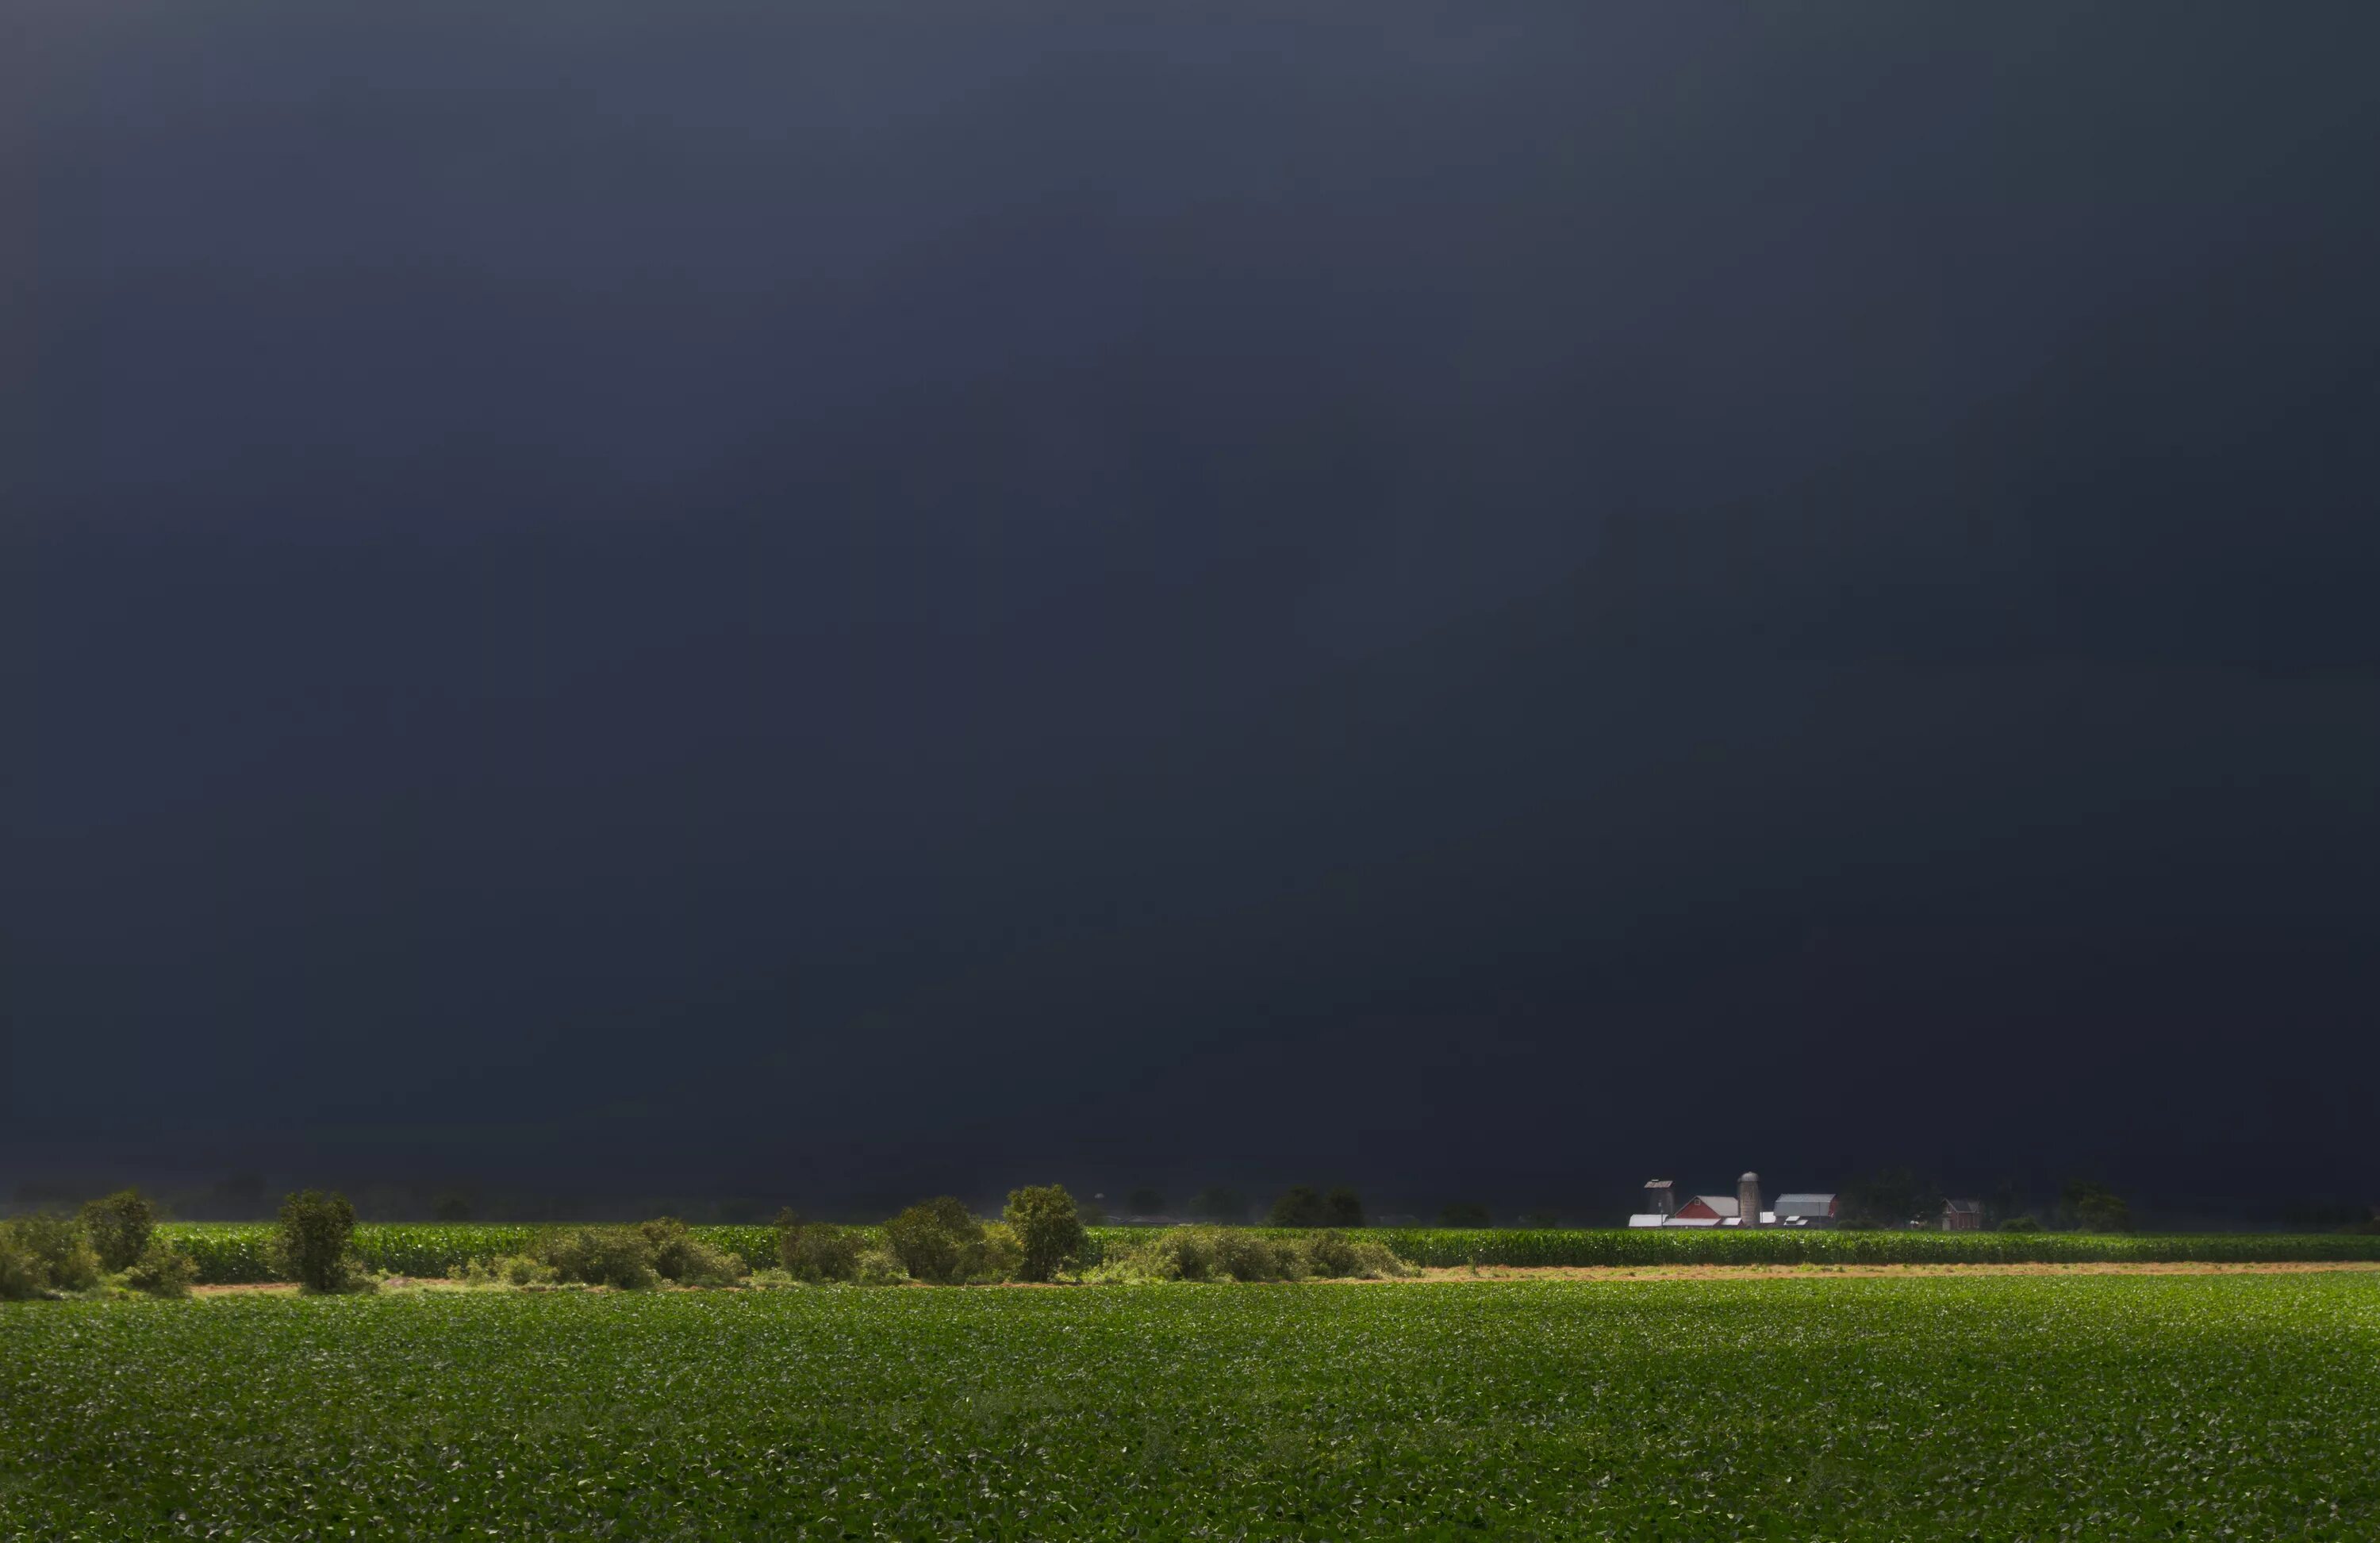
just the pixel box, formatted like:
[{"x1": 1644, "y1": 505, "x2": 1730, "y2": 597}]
[{"x1": 155, "y1": 1222, "x2": 2380, "y2": 1285}]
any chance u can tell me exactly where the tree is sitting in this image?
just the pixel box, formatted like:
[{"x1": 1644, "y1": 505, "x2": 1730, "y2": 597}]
[
  {"x1": 1124, "y1": 1186, "x2": 1165, "y2": 1217},
  {"x1": 1439, "y1": 1202, "x2": 1492, "y2": 1228},
  {"x1": 79, "y1": 1189, "x2": 157, "y2": 1273},
  {"x1": 1268, "y1": 1186, "x2": 1327, "y2": 1227},
  {"x1": 884, "y1": 1196, "x2": 985, "y2": 1284},
  {"x1": 1188, "y1": 1188, "x2": 1248, "y2": 1223},
  {"x1": 1323, "y1": 1187, "x2": 1365, "y2": 1227},
  {"x1": 1839, "y1": 1168, "x2": 1942, "y2": 1230},
  {"x1": 1004, "y1": 1184, "x2": 1088, "y2": 1282},
  {"x1": 2059, "y1": 1179, "x2": 2132, "y2": 1233},
  {"x1": 271, "y1": 1190, "x2": 366, "y2": 1293},
  {"x1": 433, "y1": 1194, "x2": 474, "y2": 1223}
]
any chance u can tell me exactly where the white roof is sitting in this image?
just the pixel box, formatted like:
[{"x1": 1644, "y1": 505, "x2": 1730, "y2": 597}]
[
  {"x1": 1692, "y1": 1195, "x2": 1741, "y2": 1217},
  {"x1": 1626, "y1": 1213, "x2": 1669, "y2": 1229},
  {"x1": 1664, "y1": 1215, "x2": 1722, "y2": 1227}
]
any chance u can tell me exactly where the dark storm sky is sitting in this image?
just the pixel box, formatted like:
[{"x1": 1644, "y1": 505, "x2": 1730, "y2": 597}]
[{"x1": 7, "y1": 4, "x2": 2378, "y2": 1216}]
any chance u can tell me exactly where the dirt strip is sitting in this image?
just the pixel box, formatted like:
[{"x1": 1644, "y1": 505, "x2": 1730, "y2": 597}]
[{"x1": 1392, "y1": 1261, "x2": 2380, "y2": 1282}]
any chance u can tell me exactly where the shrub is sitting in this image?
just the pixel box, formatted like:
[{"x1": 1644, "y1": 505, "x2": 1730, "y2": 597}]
[
  {"x1": 976, "y1": 1223, "x2": 1025, "y2": 1282},
  {"x1": 854, "y1": 1246, "x2": 910, "y2": 1286},
  {"x1": 884, "y1": 1197, "x2": 984, "y2": 1284},
  {"x1": 1215, "y1": 1229, "x2": 1300, "y2": 1281},
  {"x1": 1004, "y1": 1185, "x2": 1087, "y2": 1282},
  {"x1": 121, "y1": 1238, "x2": 198, "y2": 1299},
  {"x1": 777, "y1": 1212, "x2": 864, "y2": 1283},
  {"x1": 8, "y1": 1215, "x2": 103, "y2": 1293},
  {"x1": 1268, "y1": 1187, "x2": 1327, "y2": 1228},
  {"x1": 637, "y1": 1217, "x2": 746, "y2": 1286},
  {"x1": 81, "y1": 1190, "x2": 158, "y2": 1273},
  {"x1": 271, "y1": 1192, "x2": 370, "y2": 1294},
  {"x1": 541, "y1": 1226, "x2": 660, "y2": 1290},
  {"x1": 449, "y1": 1253, "x2": 555, "y2": 1288},
  {"x1": 0, "y1": 1230, "x2": 49, "y2": 1299}
]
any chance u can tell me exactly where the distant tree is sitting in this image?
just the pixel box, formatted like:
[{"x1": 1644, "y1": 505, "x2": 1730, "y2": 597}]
[
  {"x1": 1124, "y1": 1187, "x2": 1165, "y2": 1218},
  {"x1": 1188, "y1": 1188, "x2": 1248, "y2": 1223},
  {"x1": 1439, "y1": 1202, "x2": 1493, "y2": 1228},
  {"x1": 79, "y1": 1189, "x2": 157, "y2": 1273},
  {"x1": 1839, "y1": 1169, "x2": 1942, "y2": 1230},
  {"x1": 432, "y1": 1194, "x2": 474, "y2": 1223},
  {"x1": 1323, "y1": 1187, "x2": 1365, "y2": 1228},
  {"x1": 884, "y1": 1197, "x2": 985, "y2": 1284},
  {"x1": 1004, "y1": 1185, "x2": 1088, "y2": 1282},
  {"x1": 1269, "y1": 1186, "x2": 1328, "y2": 1227},
  {"x1": 2058, "y1": 1180, "x2": 2131, "y2": 1233},
  {"x1": 1517, "y1": 1210, "x2": 1564, "y2": 1229}
]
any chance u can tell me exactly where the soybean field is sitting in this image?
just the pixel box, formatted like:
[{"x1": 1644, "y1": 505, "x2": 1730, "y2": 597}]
[{"x1": 6, "y1": 1273, "x2": 2378, "y2": 1539}]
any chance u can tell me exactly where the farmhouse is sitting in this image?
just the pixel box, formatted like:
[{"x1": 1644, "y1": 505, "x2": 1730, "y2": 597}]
[{"x1": 1940, "y1": 1198, "x2": 1985, "y2": 1231}]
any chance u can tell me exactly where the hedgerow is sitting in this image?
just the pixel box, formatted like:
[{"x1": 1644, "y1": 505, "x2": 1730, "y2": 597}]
[{"x1": 149, "y1": 1223, "x2": 2380, "y2": 1286}]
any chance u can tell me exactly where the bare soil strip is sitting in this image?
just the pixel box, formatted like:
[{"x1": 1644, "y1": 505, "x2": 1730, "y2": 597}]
[{"x1": 1392, "y1": 1261, "x2": 2380, "y2": 1282}]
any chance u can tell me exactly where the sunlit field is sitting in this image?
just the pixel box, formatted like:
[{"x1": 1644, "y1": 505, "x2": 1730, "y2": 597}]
[
  {"x1": 6, "y1": 1274, "x2": 2376, "y2": 1539},
  {"x1": 153, "y1": 1221, "x2": 2380, "y2": 1283}
]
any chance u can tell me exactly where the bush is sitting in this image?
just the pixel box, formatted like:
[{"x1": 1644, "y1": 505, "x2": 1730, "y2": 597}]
[
  {"x1": 884, "y1": 1197, "x2": 985, "y2": 1284},
  {"x1": 637, "y1": 1217, "x2": 746, "y2": 1286},
  {"x1": 121, "y1": 1238, "x2": 198, "y2": 1299},
  {"x1": 7, "y1": 1215, "x2": 103, "y2": 1293},
  {"x1": 777, "y1": 1212, "x2": 865, "y2": 1284},
  {"x1": 1004, "y1": 1185, "x2": 1088, "y2": 1282},
  {"x1": 271, "y1": 1192, "x2": 370, "y2": 1294},
  {"x1": 81, "y1": 1190, "x2": 158, "y2": 1273},
  {"x1": 448, "y1": 1253, "x2": 555, "y2": 1288},
  {"x1": 1, "y1": 1230, "x2": 50, "y2": 1299},
  {"x1": 854, "y1": 1246, "x2": 910, "y2": 1286},
  {"x1": 541, "y1": 1226, "x2": 660, "y2": 1290}
]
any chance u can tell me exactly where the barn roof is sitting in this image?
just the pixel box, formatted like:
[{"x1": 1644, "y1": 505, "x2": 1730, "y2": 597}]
[{"x1": 1691, "y1": 1195, "x2": 1741, "y2": 1218}]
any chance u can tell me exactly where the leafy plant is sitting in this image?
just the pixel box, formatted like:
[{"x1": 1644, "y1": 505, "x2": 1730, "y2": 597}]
[
  {"x1": 883, "y1": 1198, "x2": 984, "y2": 1284},
  {"x1": 270, "y1": 1191, "x2": 370, "y2": 1294},
  {"x1": 777, "y1": 1212, "x2": 864, "y2": 1284},
  {"x1": 121, "y1": 1238, "x2": 198, "y2": 1299},
  {"x1": 853, "y1": 1246, "x2": 909, "y2": 1286},
  {"x1": 1003, "y1": 1185, "x2": 1087, "y2": 1282},
  {"x1": 636, "y1": 1217, "x2": 745, "y2": 1285},
  {"x1": 6, "y1": 1215, "x2": 102, "y2": 1293},
  {"x1": 80, "y1": 1190, "x2": 158, "y2": 1273},
  {"x1": 540, "y1": 1227, "x2": 660, "y2": 1290}
]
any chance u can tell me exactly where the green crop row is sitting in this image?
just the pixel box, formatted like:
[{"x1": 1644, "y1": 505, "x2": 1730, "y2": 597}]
[{"x1": 155, "y1": 1222, "x2": 2380, "y2": 1285}]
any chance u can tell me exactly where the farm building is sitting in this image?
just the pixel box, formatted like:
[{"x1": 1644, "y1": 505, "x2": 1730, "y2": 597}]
[
  {"x1": 1775, "y1": 1193, "x2": 1838, "y2": 1226},
  {"x1": 1941, "y1": 1198, "x2": 1985, "y2": 1231}
]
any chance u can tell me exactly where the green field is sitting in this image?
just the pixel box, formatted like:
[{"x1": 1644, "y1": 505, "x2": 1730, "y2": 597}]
[
  {"x1": 6, "y1": 1273, "x2": 2377, "y2": 1539},
  {"x1": 154, "y1": 1221, "x2": 2380, "y2": 1284}
]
